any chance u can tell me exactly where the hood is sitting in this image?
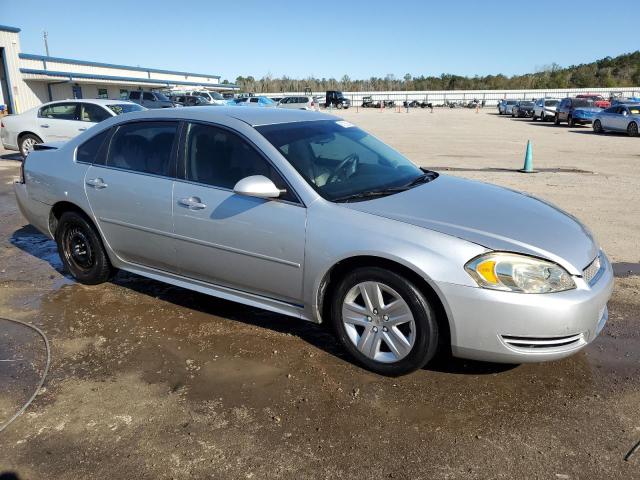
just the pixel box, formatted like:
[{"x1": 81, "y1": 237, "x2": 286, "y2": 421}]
[{"x1": 342, "y1": 175, "x2": 597, "y2": 274}]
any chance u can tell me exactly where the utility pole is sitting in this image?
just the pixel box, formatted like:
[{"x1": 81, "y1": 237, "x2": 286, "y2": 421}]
[{"x1": 43, "y1": 31, "x2": 50, "y2": 56}]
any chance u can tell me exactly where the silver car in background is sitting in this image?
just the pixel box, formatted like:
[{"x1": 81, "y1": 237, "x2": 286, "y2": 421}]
[
  {"x1": 533, "y1": 98, "x2": 559, "y2": 122},
  {"x1": 592, "y1": 103, "x2": 640, "y2": 136},
  {"x1": 14, "y1": 107, "x2": 613, "y2": 375},
  {"x1": 1, "y1": 99, "x2": 145, "y2": 157},
  {"x1": 277, "y1": 96, "x2": 318, "y2": 110}
]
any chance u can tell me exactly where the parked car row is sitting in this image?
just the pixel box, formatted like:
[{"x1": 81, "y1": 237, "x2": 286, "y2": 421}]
[{"x1": 498, "y1": 95, "x2": 640, "y2": 136}]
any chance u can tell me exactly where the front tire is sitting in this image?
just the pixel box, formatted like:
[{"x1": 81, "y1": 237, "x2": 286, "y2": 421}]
[
  {"x1": 567, "y1": 115, "x2": 574, "y2": 127},
  {"x1": 19, "y1": 133, "x2": 42, "y2": 158},
  {"x1": 55, "y1": 211, "x2": 113, "y2": 285},
  {"x1": 330, "y1": 267, "x2": 439, "y2": 376},
  {"x1": 628, "y1": 121, "x2": 639, "y2": 137},
  {"x1": 554, "y1": 113, "x2": 560, "y2": 125}
]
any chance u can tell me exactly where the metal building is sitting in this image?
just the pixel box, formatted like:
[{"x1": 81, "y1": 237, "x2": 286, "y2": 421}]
[{"x1": 0, "y1": 24, "x2": 237, "y2": 114}]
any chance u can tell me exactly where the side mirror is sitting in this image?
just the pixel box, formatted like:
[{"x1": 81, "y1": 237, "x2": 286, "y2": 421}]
[{"x1": 233, "y1": 175, "x2": 282, "y2": 199}]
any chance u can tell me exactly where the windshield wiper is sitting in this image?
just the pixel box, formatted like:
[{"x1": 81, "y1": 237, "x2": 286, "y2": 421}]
[
  {"x1": 333, "y1": 189, "x2": 402, "y2": 203},
  {"x1": 404, "y1": 170, "x2": 438, "y2": 188},
  {"x1": 333, "y1": 171, "x2": 439, "y2": 203}
]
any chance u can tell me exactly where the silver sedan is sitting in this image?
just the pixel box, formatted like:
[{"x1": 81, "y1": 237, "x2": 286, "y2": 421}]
[
  {"x1": 14, "y1": 107, "x2": 613, "y2": 375},
  {"x1": 593, "y1": 104, "x2": 640, "y2": 136}
]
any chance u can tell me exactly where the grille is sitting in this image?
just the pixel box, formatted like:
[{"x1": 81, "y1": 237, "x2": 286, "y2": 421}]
[
  {"x1": 501, "y1": 333, "x2": 583, "y2": 350},
  {"x1": 583, "y1": 255, "x2": 602, "y2": 285}
]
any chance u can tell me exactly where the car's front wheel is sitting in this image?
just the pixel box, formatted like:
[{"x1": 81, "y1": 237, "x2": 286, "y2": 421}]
[
  {"x1": 554, "y1": 114, "x2": 560, "y2": 125},
  {"x1": 567, "y1": 115, "x2": 574, "y2": 127},
  {"x1": 55, "y1": 211, "x2": 113, "y2": 284},
  {"x1": 331, "y1": 267, "x2": 439, "y2": 376},
  {"x1": 628, "y1": 121, "x2": 639, "y2": 137},
  {"x1": 19, "y1": 133, "x2": 42, "y2": 158}
]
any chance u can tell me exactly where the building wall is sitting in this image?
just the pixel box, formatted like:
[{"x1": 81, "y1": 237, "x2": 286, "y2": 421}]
[{"x1": 0, "y1": 28, "x2": 42, "y2": 113}]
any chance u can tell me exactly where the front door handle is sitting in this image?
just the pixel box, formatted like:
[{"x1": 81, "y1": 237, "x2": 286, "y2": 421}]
[
  {"x1": 86, "y1": 177, "x2": 108, "y2": 189},
  {"x1": 178, "y1": 196, "x2": 207, "y2": 210},
  {"x1": 40, "y1": 124, "x2": 50, "y2": 128},
  {"x1": 78, "y1": 127, "x2": 87, "y2": 131}
]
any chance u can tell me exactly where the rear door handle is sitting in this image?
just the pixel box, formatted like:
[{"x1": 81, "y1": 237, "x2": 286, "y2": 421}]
[
  {"x1": 178, "y1": 196, "x2": 207, "y2": 210},
  {"x1": 40, "y1": 124, "x2": 50, "y2": 128},
  {"x1": 78, "y1": 127, "x2": 87, "y2": 131},
  {"x1": 86, "y1": 177, "x2": 108, "y2": 189}
]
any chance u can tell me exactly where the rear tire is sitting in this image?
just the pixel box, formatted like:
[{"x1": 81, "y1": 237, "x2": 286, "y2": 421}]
[
  {"x1": 593, "y1": 119, "x2": 603, "y2": 134},
  {"x1": 330, "y1": 267, "x2": 439, "y2": 376},
  {"x1": 567, "y1": 115, "x2": 574, "y2": 127},
  {"x1": 19, "y1": 133, "x2": 42, "y2": 158},
  {"x1": 554, "y1": 114, "x2": 560, "y2": 125},
  {"x1": 628, "y1": 121, "x2": 639, "y2": 137},
  {"x1": 55, "y1": 211, "x2": 113, "y2": 285}
]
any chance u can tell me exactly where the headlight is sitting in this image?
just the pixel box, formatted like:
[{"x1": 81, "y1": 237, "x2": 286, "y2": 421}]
[{"x1": 465, "y1": 252, "x2": 576, "y2": 293}]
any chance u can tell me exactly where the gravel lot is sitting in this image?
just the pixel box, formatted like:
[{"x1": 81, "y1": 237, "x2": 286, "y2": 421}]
[{"x1": 0, "y1": 108, "x2": 639, "y2": 479}]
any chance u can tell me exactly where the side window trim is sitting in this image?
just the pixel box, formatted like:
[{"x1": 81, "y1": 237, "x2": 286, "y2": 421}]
[{"x1": 176, "y1": 120, "x2": 304, "y2": 206}]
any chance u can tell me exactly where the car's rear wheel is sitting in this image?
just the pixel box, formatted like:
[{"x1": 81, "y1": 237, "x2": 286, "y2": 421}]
[
  {"x1": 567, "y1": 115, "x2": 574, "y2": 127},
  {"x1": 554, "y1": 114, "x2": 560, "y2": 125},
  {"x1": 19, "y1": 133, "x2": 42, "y2": 158},
  {"x1": 331, "y1": 267, "x2": 439, "y2": 376},
  {"x1": 336, "y1": 103, "x2": 343, "y2": 109},
  {"x1": 628, "y1": 121, "x2": 639, "y2": 137},
  {"x1": 55, "y1": 211, "x2": 113, "y2": 285},
  {"x1": 593, "y1": 119, "x2": 603, "y2": 133}
]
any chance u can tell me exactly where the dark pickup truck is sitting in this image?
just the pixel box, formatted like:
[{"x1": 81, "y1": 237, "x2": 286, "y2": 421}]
[{"x1": 324, "y1": 91, "x2": 350, "y2": 109}]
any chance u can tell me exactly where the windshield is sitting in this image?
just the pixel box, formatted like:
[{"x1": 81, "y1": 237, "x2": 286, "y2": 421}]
[
  {"x1": 256, "y1": 120, "x2": 428, "y2": 201},
  {"x1": 521, "y1": 102, "x2": 534, "y2": 107},
  {"x1": 506, "y1": 100, "x2": 517, "y2": 105},
  {"x1": 210, "y1": 92, "x2": 224, "y2": 100},
  {"x1": 107, "y1": 103, "x2": 146, "y2": 115},
  {"x1": 545, "y1": 100, "x2": 559, "y2": 106},
  {"x1": 154, "y1": 92, "x2": 170, "y2": 101}
]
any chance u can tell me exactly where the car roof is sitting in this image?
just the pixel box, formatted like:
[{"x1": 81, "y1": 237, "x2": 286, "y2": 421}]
[{"x1": 115, "y1": 106, "x2": 336, "y2": 126}]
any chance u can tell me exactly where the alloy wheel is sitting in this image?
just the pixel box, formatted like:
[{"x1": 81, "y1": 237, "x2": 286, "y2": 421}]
[
  {"x1": 341, "y1": 281, "x2": 416, "y2": 363},
  {"x1": 628, "y1": 122, "x2": 639, "y2": 137},
  {"x1": 21, "y1": 137, "x2": 38, "y2": 156}
]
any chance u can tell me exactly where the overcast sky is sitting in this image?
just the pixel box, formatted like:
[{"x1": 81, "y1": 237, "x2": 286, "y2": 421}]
[{"x1": 3, "y1": 0, "x2": 636, "y2": 81}]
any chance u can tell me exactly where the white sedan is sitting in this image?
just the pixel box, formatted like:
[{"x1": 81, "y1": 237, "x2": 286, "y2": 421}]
[{"x1": 1, "y1": 99, "x2": 145, "y2": 157}]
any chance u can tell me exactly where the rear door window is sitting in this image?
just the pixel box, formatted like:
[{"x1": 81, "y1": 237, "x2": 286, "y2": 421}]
[
  {"x1": 106, "y1": 121, "x2": 178, "y2": 177},
  {"x1": 39, "y1": 103, "x2": 79, "y2": 120},
  {"x1": 143, "y1": 92, "x2": 155, "y2": 101},
  {"x1": 77, "y1": 129, "x2": 110, "y2": 164},
  {"x1": 129, "y1": 91, "x2": 141, "y2": 100}
]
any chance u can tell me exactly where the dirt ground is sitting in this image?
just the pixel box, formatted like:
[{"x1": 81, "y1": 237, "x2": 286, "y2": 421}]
[{"x1": 0, "y1": 108, "x2": 639, "y2": 479}]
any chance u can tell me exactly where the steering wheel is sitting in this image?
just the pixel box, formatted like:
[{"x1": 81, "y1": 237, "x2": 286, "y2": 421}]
[{"x1": 327, "y1": 153, "x2": 359, "y2": 184}]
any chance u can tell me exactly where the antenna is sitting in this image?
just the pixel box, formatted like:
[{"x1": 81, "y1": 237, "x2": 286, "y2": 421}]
[{"x1": 43, "y1": 31, "x2": 50, "y2": 56}]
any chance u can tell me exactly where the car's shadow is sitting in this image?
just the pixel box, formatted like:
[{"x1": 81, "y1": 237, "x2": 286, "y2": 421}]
[{"x1": 10, "y1": 225, "x2": 517, "y2": 376}]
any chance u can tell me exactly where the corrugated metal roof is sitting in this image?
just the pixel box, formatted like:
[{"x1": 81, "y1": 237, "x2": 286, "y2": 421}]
[
  {"x1": 19, "y1": 68, "x2": 239, "y2": 89},
  {"x1": 20, "y1": 53, "x2": 221, "y2": 79}
]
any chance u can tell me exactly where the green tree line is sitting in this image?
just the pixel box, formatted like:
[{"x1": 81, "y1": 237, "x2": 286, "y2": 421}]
[{"x1": 227, "y1": 51, "x2": 640, "y2": 92}]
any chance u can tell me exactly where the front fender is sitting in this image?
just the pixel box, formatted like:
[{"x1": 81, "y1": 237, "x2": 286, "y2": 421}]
[{"x1": 303, "y1": 201, "x2": 487, "y2": 323}]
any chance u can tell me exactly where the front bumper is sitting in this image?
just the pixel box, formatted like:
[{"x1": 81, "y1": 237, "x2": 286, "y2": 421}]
[{"x1": 440, "y1": 253, "x2": 614, "y2": 363}]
